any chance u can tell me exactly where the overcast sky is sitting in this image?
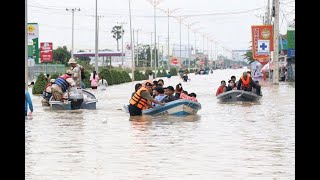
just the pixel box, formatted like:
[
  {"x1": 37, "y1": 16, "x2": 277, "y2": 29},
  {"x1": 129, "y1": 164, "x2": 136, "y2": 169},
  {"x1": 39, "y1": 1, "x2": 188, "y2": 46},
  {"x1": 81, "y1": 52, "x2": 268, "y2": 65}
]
[{"x1": 28, "y1": 0, "x2": 295, "y2": 57}]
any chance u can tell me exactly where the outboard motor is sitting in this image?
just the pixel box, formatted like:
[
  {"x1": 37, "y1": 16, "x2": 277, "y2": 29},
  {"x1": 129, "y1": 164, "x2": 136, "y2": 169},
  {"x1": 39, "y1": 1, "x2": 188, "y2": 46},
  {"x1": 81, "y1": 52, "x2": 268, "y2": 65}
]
[{"x1": 68, "y1": 87, "x2": 84, "y2": 110}]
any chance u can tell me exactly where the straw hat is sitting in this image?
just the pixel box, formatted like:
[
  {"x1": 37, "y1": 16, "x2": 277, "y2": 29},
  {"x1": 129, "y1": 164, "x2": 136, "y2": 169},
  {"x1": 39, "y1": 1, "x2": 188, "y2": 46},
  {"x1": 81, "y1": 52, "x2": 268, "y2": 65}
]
[{"x1": 68, "y1": 58, "x2": 77, "y2": 64}]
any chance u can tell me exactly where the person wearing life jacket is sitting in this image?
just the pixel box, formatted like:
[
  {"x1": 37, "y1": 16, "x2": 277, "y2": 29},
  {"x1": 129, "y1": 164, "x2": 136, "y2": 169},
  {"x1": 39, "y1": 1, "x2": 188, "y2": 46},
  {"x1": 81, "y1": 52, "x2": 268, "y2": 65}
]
[
  {"x1": 128, "y1": 80, "x2": 165, "y2": 116},
  {"x1": 237, "y1": 71, "x2": 262, "y2": 96},
  {"x1": 216, "y1": 80, "x2": 227, "y2": 96},
  {"x1": 41, "y1": 79, "x2": 55, "y2": 106},
  {"x1": 51, "y1": 70, "x2": 76, "y2": 101}
]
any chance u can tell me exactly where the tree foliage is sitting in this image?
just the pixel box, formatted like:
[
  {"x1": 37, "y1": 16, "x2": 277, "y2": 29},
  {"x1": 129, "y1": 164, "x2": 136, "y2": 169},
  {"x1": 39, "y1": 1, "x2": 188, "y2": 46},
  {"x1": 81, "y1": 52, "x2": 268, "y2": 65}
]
[
  {"x1": 111, "y1": 25, "x2": 124, "y2": 51},
  {"x1": 53, "y1": 46, "x2": 71, "y2": 65}
]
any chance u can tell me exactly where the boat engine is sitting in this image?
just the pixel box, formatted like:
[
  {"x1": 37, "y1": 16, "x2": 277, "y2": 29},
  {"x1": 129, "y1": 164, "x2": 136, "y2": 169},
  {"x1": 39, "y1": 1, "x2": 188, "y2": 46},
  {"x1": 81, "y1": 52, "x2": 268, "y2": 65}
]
[{"x1": 68, "y1": 87, "x2": 84, "y2": 110}]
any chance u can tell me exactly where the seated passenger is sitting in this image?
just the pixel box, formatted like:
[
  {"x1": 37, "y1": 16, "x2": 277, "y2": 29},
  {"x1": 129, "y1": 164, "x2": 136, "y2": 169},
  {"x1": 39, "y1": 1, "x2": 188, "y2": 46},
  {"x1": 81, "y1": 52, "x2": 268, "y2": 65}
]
[
  {"x1": 226, "y1": 80, "x2": 236, "y2": 91},
  {"x1": 180, "y1": 90, "x2": 198, "y2": 102},
  {"x1": 152, "y1": 87, "x2": 167, "y2": 107},
  {"x1": 174, "y1": 83, "x2": 183, "y2": 99},
  {"x1": 162, "y1": 86, "x2": 178, "y2": 103},
  {"x1": 216, "y1": 80, "x2": 227, "y2": 96}
]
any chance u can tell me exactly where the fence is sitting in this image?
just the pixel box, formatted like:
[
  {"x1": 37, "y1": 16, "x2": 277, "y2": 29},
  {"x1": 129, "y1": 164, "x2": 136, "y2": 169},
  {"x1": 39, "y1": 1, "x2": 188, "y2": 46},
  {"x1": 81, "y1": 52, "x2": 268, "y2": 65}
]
[{"x1": 28, "y1": 64, "x2": 66, "y2": 81}]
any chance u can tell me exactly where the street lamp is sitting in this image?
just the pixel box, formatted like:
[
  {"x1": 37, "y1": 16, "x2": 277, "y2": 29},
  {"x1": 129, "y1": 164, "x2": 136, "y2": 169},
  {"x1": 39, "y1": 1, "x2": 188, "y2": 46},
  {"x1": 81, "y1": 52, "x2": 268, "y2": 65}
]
[
  {"x1": 175, "y1": 15, "x2": 189, "y2": 68},
  {"x1": 158, "y1": 7, "x2": 180, "y2": 71},
  {"x1": 185, "y1": 21, "x2": 199, "y2": 69},
  {"x1": 66, "y1": 8, "x2": 80, "y2": 59},
  {"x1": 134, "y1": 29, "x2": 142, "y2": 67},
  {"x1": 146, "y1": 0, "x2": 163, "y2": 77}
]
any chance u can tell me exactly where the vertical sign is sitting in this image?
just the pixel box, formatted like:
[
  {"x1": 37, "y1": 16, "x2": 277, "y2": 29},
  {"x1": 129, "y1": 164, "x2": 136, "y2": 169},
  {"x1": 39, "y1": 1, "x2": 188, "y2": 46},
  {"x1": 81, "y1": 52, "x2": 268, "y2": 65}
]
[
  {"x1": 28, "y1": 23, "x2": 39, "y2": 64},
  {"x1": 251, "y1": 25, "x2": 274, "y2": 64},
  {"x1": 40, "y1": 42, "x2": 53, "y2": 62}
]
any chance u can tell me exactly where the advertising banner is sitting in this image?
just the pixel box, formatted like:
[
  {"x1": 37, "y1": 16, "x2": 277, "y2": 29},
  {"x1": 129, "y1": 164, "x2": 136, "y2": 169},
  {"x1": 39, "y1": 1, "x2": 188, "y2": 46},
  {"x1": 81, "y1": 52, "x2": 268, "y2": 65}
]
[
  {"x1": 40, "y1": 42, "x2": 53, "y2": 63},
  {"x1": 251, "y1": 25, "x2": 274, "y2": 64}
]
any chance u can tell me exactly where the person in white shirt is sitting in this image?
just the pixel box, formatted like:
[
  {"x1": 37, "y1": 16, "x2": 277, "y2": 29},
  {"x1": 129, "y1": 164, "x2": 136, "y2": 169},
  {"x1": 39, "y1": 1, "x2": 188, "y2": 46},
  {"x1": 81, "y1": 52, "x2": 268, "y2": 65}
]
[{"x1": 98, "y1": 75, "x2": 108, "y2": 90}]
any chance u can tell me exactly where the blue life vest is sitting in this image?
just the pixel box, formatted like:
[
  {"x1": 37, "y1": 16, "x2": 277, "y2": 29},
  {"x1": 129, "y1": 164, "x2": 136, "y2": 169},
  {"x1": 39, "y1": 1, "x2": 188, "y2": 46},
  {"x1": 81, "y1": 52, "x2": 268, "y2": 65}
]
[
  {"x1": 55, "y1": 76, "x2": 69, "y2": 92},
  {"x1": 42, "y1": 91, "x2": 52, "y2": 100}
]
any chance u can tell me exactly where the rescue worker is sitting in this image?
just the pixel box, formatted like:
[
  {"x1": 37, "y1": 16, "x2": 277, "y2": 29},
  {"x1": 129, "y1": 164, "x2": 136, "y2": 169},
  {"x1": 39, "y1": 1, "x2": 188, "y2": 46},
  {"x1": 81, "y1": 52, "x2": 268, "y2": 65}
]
[
  {"x1": 237, "y1": 71, "x2": 262, "y2": 96},
  {"x1": 51, "y1": 70, "x2": 76, "y2": 101},
  {"x1": 68, "y1": 58, "x2": 83, "y2": 88},
  {"x1": 128, "y1": 80, "x2": 165, "y2": 116}
]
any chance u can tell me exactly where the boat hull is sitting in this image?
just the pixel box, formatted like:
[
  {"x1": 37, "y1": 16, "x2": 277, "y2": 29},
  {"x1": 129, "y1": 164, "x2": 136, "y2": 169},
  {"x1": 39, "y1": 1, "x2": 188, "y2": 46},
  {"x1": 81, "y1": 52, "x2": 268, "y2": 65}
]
[
  {"x1": 217, "y1": 90, "x2": 262, "y2": 102},
  {"x1": 49, "y1": 89, "x2": 98, "y2": 110},
  {"x1": 142, "y1": 99, "x2": 201, "y2": 116}
]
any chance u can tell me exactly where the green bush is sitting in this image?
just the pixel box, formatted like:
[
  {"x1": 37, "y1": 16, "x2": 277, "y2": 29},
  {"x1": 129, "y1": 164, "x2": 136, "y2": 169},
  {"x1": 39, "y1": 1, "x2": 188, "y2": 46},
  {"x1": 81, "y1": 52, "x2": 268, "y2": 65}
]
[
  {"x1": 121, "y1": 71, "x2": 132, "y2": 82},
  {"x1": 100, "y1": 69, "x2": 113, "y2": 85},
  {"x1": 134, "y1": 70, "x2": 147, "y2": 81},
  {"x1": 32, "y1": 73, "x2": 47, "y2": 94},
  {"x1": 189, "y1": 69, "x2": 195, "y2": 73},
  {"x1": 50, "y1": 73, "x2": 60, "y2": 80},
  {"x1": 170, "y1": 68, "x2": 177, "y2": 76},
  {"x1": 82, "y1": 71, "x2": 91, "y2": 88},
  {"x1": 162, "y1": 69, "x2": 167, "y2": 77}
]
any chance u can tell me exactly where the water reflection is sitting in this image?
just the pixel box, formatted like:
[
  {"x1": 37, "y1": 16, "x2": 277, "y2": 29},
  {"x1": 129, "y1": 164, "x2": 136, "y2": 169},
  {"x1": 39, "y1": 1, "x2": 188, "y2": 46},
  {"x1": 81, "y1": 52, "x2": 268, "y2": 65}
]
[{"x1": 26, "y1": 68, "x2": 295, "y2": 179}]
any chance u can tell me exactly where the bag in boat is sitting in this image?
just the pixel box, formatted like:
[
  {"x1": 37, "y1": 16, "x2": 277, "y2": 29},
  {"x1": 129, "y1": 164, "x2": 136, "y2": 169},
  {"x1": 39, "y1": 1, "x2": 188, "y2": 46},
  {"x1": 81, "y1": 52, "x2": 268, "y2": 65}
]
[{"x1": 68, "y1": 87, "x2": 84, "y2": 109}]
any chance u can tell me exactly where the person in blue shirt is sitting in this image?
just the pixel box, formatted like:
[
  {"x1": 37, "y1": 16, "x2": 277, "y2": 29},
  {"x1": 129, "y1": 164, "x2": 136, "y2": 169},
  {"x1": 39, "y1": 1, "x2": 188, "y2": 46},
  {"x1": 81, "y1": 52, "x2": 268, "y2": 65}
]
[{"x1": 25, "y1": 86, "x2": 33, "y2": 117}]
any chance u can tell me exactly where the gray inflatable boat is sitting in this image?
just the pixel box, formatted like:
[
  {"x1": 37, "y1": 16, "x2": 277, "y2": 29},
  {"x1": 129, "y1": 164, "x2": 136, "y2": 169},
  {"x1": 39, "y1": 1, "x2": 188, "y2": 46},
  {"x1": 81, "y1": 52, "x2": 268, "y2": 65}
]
[{"x1": 217, "y1": 90, "x2": 262, "y2": 102}]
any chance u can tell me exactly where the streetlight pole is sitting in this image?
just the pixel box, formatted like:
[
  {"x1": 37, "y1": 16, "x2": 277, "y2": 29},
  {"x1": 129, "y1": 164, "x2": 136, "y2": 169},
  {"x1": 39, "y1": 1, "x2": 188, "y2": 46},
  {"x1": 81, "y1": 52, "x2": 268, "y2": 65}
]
[
  {"x1": 66, "y1": 8, "x2": 80, "y2": 59},
  {"x1": 176, "y1": 16, "x2": 188, "y2": 68},
  {"x1": 128, "y1": 0, "x2": 135, "y2": 81},
  {"x1": 147, "y1": 0, "x2": 162, "y2": 78},
  {"x1": 135, "y1": 29, "x2": 141, "y2": 67},
  {"x1": 117, "y1": 22, "x2": 127, "y2": 67},
  {"x1": 159, "y1": 8, "x2": 180, "y2": 71},
  {"x1": 186, "y1": 22, "x2": 199, "y2": 69}
]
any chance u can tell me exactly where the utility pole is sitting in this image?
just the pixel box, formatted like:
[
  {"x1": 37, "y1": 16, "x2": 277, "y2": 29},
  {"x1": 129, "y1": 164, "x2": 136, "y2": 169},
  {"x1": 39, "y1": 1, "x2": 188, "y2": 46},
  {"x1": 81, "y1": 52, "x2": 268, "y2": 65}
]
[
  {"x1": 128, "y1": 0, "x2": 134, "y2": 81},
  {"x1": 66, "y1": 8, "x2": 80, "y2": 59},
  {"x1": 94, "y1": 0, "x2": 99, "y2": 72},
  {"x1": 266, "y1": 0, "x2": 270, "y2": 24},
  {"x1": 273, "y1": 0, "x2": 279, "y2": 84},
  {"x1": 25, "y1": 0, "x2": 28, "y2": 86},
  {"x1": 158, "y1": 35, "x2": 160, "y2": 68},
  {"x1": 150, "y1": 32, "x2": 153, "y2": 68}
]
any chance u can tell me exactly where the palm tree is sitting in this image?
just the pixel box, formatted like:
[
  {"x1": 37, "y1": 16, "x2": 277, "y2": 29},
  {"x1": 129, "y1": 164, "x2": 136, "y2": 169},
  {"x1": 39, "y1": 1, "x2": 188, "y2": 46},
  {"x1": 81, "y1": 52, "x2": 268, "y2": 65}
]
[{"x1": 111, "y1": 25, "x2": 124, "y2": 51}]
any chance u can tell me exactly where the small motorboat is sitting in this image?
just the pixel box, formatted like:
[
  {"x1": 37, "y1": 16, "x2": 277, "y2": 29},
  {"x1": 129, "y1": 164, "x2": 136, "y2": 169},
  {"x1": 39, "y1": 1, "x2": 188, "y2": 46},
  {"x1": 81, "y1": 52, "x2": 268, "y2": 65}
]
[
  {"x1": 49, "y1": 88, "x2": 98, "y2": 110},
  {"x1": 216, "y1": 90, "x2": 262, "y2": 102}
]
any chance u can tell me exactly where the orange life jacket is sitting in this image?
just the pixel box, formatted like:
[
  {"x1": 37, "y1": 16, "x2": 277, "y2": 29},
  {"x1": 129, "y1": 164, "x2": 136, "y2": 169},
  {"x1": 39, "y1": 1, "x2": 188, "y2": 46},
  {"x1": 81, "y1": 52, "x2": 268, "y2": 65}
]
[
  {"x1": 129, "y1": 87, "x2": 149, "y2": 110},
  {"x1": 240, "y1": 75, "x2": 251, "y2": 88}
]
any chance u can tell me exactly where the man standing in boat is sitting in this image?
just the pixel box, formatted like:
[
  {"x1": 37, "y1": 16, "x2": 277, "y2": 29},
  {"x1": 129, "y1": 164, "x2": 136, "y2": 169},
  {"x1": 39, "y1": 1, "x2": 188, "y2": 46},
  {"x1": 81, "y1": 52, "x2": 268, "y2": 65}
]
[
  {"x1": 68, "y1": 58, "x2": 83, "y2": 88},
  {"x1": 237, "y1": 71, "x2": 262, "y2": 96},
  {"x1": 128, "y1": 80, "x2": 165, "y2": 116}
]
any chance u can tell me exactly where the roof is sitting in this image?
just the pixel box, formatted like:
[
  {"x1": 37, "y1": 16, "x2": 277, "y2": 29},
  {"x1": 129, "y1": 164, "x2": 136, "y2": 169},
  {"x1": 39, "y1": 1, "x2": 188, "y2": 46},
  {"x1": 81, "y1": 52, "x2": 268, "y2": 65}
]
[{"x1": 73, "y1": 51, "x2": 125, "y2": 57}]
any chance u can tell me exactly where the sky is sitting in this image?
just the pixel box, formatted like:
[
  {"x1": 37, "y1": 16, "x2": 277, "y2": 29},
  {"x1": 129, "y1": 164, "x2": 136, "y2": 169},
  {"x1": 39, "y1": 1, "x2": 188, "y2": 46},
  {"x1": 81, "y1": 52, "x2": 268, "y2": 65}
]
[{"x1": 28, "y1": 0, "x2": 295, "y2": 58}]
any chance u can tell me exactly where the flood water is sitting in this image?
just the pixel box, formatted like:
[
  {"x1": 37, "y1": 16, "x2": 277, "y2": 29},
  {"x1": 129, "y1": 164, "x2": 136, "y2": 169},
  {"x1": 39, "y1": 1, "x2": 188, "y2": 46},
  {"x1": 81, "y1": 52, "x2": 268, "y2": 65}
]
[{"x1": 25, "y1": 68, "x2": 295, "y2": 180}]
